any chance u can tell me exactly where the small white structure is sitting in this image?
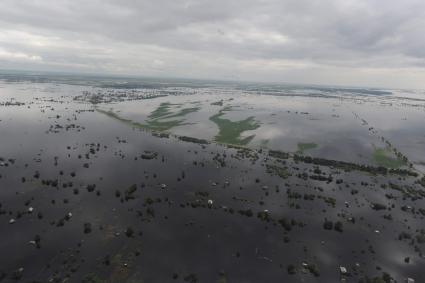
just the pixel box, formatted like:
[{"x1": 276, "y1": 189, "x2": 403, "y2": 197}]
[{"x1": 339, "y1": 266, "x2": 347, "y2": 275}]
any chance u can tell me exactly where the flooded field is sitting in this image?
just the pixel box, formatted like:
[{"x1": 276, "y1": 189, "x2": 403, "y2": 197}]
[{"x1": 0, "y1": 73, "x2": 424, "y2": 282}]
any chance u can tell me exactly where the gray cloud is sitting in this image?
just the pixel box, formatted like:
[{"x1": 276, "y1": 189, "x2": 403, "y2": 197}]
[{"x1": 0, "y1": 0, "x2": 425, "y2": 88}]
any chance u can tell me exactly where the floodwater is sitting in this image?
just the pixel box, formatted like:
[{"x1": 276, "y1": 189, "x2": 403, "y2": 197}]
[{"x1": 0, "y1": 73, "x2": 424, "y2": 283}]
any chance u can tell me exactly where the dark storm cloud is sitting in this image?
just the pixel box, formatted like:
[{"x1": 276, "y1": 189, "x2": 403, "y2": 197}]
[{"x1": 0, "y1": 0, "x2": 425, "y2": 88}]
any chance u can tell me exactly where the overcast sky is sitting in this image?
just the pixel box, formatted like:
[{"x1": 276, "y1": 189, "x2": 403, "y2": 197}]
[{"x1": 1, "y1": 0, "x2": 425, "y2": 88}]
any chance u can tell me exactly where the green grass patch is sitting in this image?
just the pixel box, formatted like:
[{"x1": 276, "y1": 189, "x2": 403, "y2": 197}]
[
  {"x1": 209, "y1": 106, "x2": 260, "y2": 145},
  {"x1": 373, "y1": 147, "x2": 406, "y2": 169},
  {"x1": 297, "y1": 142, "x2": 318, "y2": 154},
  {"x1": 97, "y1": 102, "x2": 200, "y2": 132},
  {"x1": 147, "y1": 102, "x2": 178, "y2": 119}
]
